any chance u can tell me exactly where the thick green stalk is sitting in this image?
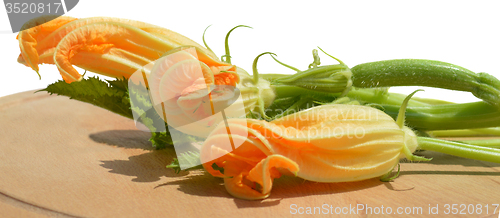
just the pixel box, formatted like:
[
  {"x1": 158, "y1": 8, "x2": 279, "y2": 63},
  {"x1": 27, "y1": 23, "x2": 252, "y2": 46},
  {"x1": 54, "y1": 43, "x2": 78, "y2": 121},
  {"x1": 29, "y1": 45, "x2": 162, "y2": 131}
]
[
  {"x1": 417, "y1": 137, "x2": 500, "y2": 163},
  {"x1": 382, "y1": 101, "x2": 500, "y2": 131},
  {"x1": 351, "y1": 59, "x2": 500, "y2": 107}
]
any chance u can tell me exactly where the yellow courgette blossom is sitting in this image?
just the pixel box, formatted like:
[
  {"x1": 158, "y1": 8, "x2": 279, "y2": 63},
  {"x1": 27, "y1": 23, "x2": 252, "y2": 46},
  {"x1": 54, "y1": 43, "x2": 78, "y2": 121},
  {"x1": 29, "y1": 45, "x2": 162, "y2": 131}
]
[
  {"x1": 200, "y1": 102, "x2": 421, "y2": 200},
  {"x1": 16, "y1": 16, "x2": 219, "y2": 83},
  {"x1": 16, "y1": 16, "x2": 277, "y2": 139}
]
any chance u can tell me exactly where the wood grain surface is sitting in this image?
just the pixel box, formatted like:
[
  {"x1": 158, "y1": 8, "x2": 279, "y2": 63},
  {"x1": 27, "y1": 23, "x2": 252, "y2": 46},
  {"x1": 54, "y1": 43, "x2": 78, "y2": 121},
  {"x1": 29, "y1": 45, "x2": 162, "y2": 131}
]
[{"x1": 0, "y1": 91, "x2": 499, "y2": 218}]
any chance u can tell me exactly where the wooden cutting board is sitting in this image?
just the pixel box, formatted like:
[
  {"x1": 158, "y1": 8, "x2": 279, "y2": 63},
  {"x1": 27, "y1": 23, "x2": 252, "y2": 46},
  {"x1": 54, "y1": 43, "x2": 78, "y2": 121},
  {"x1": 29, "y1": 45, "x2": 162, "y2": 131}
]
[{"x1": 1, "y1": 91, "x2": 499, "y2": 218}]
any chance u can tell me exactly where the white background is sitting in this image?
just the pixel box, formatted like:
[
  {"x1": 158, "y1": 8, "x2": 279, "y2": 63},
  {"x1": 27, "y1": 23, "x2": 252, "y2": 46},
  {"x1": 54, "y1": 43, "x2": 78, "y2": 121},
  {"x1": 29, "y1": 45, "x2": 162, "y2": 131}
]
[{"x1": 0, "y1": 0, "x2": 499, "y2": 103}]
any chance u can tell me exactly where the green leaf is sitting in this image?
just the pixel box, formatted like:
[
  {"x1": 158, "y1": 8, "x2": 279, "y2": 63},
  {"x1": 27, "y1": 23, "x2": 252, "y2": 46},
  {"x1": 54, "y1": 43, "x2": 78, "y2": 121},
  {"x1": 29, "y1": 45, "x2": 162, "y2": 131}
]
[
  {"x1": 149, "y1": 132, "x2": 172, "y2": 149},
  {"x1": 39, "y1": 77, "x2": 132, "y2": 119},
  {"x1": 40, "y1": 76, "x2": 175, "y2": 150},
  {"x1": 127, "y1": 80, "x2": 174, "y2": 149},
  {"x1": 107, "y1": 77, "x2": 129, "y2": 92},
  {"x1": 166, "y1": 158, "x2": 182, "y2": 174},
  {"x1": 166, "y1": 151, "x2": 203, "y2": 174}
]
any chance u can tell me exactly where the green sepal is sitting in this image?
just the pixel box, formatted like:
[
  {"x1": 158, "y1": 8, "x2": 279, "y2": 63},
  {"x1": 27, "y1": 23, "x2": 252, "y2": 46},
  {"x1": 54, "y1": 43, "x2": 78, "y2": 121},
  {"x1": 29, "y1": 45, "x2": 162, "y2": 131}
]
[{"x1": 380, "y1": 164, "x2": 401, "y2": 182}]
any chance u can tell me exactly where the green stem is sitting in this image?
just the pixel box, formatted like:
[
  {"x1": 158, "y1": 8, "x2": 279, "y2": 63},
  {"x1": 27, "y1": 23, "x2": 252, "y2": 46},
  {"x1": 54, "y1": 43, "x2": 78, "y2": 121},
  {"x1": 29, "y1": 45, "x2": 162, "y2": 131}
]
[
  {"x1": 382, "y1": 101, "x2": 500, "y2": 131},
  {"x1": 428, "y1": 127, "x2": 500, "y2": 137},
  {"x1": 351, "y1": 59, "x2": 500, "y2": 107},
  {"x1": 417, "y1": 137, "x2": 500, "y2": 163},
  {"x1": 410, "y1": 97, "x2": 453, "y2": 105},
  {"x1": 259, "y1": 74, "x2": 288, "y2": 82},
  {"x1": 456, "y1": 139, "x2": 500, "y2": 149},
  {"x1": 273, "y1": 97, "x2": 312, "y2": 119},
  {"x1": 271, "y1": 84, "x2": 333, "y2": 99},
  {"x1": 270, "y1": 55, "x2": 301, "y2": 72},
  {"x1": 345, "y1": 88, "x2": 431, "y2": 107},
  {"x1": 223, "y1": 25, "x2": 252, "y2": 64},
  {"x1": 202, "y1": 25, "x2": 215, "y2": 56},
  {"x1": 252, "y1": 52, "x2": 276, "y2": 84},
  {"x1": 271, "y1": 84, "x2": 433, "y2": 109}
]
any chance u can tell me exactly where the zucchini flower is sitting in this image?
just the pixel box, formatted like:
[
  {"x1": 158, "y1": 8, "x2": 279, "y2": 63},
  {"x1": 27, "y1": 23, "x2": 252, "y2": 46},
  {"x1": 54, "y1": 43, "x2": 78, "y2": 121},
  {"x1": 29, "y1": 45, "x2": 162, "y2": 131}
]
[
  {"x1": 16, "y1": 16, "x2": 217, "y2": 82},
  {"x1": 200, "y1": 90, "x2": 500, "y2": 200},
  {"x1": 143, "y1": 46, "x2": 275, "y2": 138},
  {"x1": 199, "y1": 91, "x2": 422, "y2": 200}
]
